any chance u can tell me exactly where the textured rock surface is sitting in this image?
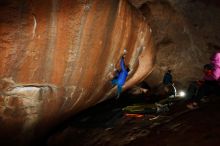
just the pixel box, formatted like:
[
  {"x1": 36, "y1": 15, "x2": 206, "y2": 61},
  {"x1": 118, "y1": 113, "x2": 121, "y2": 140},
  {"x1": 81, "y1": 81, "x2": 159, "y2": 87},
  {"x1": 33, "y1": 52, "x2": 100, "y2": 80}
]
[
  {"x1": 0, "y1": 0, "x2": 154, "y2": 145},
  {"x1": 130, "y1": 0, "x2": 220, "y2": 89}
]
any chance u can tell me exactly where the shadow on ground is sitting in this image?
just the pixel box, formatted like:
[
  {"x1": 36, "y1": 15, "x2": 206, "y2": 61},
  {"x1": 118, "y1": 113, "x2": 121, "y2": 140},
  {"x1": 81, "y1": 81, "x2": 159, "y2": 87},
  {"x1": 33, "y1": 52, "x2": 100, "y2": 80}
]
[{"x1": 43, "y1": 92, "x2": 220, "y2": 146}]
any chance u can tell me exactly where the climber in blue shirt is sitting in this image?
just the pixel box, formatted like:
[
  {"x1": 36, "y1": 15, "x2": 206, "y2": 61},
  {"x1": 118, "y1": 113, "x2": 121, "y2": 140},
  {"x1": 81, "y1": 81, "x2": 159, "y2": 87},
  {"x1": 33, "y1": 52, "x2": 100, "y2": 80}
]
[{"x1": 111, "y1": 55, "x2": 130, "y2": 99}]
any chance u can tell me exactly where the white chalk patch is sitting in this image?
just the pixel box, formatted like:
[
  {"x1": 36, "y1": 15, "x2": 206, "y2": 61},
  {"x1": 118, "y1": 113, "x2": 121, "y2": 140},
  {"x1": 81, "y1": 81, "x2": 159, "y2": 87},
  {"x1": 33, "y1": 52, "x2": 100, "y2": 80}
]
[
  {"x1": 32, "y1": 14, "x2": 37, "y2": 39},
  {"x1": 6, "y1": 86, "x2": 40, "y2": 99}
]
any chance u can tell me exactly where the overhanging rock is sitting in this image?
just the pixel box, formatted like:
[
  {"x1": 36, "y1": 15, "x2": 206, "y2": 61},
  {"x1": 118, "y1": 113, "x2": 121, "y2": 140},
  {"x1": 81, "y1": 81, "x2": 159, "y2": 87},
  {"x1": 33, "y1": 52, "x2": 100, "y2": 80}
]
[{"x1": 0, "y1": 0, "x2": 155, "y2": 145}]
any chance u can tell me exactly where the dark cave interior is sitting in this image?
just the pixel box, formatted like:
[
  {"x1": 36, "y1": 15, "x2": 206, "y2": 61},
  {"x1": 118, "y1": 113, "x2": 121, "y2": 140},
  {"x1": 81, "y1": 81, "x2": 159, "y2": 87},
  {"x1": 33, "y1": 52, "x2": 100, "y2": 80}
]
[{"x1": 0, "y1": 0, "x2": 220, "y2": 146}]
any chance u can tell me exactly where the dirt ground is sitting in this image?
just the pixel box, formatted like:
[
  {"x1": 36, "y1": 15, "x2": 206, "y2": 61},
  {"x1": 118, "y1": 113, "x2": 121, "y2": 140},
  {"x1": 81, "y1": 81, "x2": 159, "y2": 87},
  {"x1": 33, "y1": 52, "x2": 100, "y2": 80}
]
[
  {"x1": 45, "y1": 94, "x2": 220, "y2": 146},
  {"x1": 128, "y1": 97, "x2": 220, "y2": 146}
]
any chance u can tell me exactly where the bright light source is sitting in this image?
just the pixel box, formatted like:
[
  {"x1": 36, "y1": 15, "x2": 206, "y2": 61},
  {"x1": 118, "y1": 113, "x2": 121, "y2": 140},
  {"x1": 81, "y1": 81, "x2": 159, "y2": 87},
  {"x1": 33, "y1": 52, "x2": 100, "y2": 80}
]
[{"x1": 179, "y1": 91, "x2": 186, "y2": 97}]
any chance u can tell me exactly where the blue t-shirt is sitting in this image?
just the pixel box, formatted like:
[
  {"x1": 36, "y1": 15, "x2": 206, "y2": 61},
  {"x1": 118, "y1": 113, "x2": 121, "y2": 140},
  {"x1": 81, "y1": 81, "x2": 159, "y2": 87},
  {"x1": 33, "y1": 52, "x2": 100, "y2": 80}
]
[
  {"x1": 117, "y1": 58, "x2": 128, "y2": 86},
  {"x1": 163, "y1": 72, "x2": 172, "y2": 85}
]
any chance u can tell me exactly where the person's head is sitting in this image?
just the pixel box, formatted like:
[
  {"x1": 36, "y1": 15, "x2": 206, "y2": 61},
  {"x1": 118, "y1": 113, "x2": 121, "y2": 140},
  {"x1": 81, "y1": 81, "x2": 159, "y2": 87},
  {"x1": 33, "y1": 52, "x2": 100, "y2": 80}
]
[
  {"x1": 167, "y1": 69, "x2": 172, "y2": 73},
  {"x1": 203, "y1": 64, "x2": 213, "y2": 74},
  {"x1": 204, "y1": 64, "x2": 213, "y2": 70}
]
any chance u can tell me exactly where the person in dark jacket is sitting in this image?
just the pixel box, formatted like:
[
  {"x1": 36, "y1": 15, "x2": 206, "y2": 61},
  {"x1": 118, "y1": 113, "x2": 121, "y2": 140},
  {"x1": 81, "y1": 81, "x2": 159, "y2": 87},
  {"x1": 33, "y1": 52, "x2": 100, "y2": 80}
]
[
  {"x1": 111, "y1": 55, "x2": 130, "y2": 99},
  {"x1": 162, "y1": 70, "x2": 176, "y2": 97},
  {"x1": 163, "y1": 70, "x2": 173, "y2": 85}
]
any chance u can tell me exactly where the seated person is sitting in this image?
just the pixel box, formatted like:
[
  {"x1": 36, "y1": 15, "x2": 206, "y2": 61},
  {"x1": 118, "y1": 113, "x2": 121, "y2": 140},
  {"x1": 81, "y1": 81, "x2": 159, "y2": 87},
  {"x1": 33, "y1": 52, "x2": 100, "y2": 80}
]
[{"x1": 187, "y1": 62, "x2": 219, "y2": 109}]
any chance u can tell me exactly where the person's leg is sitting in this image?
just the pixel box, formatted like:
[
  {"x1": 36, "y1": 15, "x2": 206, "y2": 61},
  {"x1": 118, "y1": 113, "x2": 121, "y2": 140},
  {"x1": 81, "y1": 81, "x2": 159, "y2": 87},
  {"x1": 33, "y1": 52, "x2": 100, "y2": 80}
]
[
  {"x1": 187, "y1": 82, "x2": 198, "y2": 100},
  {"x1": 216, "y1": 84, "x2": 220, "y2": 96},
  {"x1": 116, "y1": 85, "x2": 122, "y2": 99},
  {"x1": 212, "y1": 82, "x2": 220, "y2": 96},
  {"x1": 171, "y1": 84, "x2": 176, "y2": 98},
  {"x1": 186, "y1": 82, "x2": 199, "y2": 109},
  {"x1": 196, "y1": 83, "x2": 210, "y2": 102}
]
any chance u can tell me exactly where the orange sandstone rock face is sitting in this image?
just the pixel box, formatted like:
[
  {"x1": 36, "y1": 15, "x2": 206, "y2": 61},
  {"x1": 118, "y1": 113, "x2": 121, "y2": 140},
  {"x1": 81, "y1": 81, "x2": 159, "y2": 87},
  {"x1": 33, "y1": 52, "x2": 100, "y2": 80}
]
[{"x1": 0, "y1": 0, "x2": 154, "y2": 145}]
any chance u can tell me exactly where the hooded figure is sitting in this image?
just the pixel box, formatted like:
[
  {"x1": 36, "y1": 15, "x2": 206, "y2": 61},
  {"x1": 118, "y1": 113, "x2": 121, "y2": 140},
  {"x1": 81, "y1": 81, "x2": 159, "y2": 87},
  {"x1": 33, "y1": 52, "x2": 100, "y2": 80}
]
[{"x1": 210, "y1": 52, "x2": 220, "y2": 82}]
